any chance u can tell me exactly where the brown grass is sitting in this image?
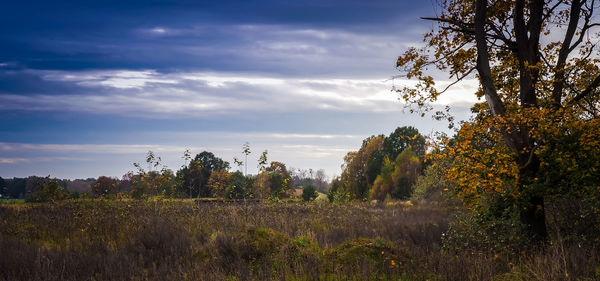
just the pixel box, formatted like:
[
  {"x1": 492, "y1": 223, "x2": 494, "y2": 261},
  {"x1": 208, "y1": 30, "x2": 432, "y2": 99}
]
[{"x1": 0, "y1": 200, "x2": 598, "y2": 280}]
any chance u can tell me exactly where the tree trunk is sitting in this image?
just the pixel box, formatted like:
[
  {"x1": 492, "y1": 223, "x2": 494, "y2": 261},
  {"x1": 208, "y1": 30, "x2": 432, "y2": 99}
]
[
  {"x1": 520, "y1": 195, "x2": 547, "y2": 241},
  {"x1": 517, "y1": 153, "x2": 548, "y2": 241}
]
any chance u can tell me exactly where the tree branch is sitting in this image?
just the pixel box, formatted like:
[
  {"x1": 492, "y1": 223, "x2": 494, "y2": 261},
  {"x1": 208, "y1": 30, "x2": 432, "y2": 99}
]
[
  {"x1": 439, "y1": 67, "x2": 477, "y2": 94},
  {"x1": 568, "y1": 73, "x2": 600, "y2": 104},
  {"x1": 474, "y1": 0, "x2": 506, "y2": 117},
  {"x1": 552, "y1": 0, "x2": 582, "y2": 108}
]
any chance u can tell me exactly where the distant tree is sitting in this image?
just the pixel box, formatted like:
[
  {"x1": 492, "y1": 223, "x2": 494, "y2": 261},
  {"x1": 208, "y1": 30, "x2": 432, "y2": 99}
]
[
  {"x1": 0, "y1": 177, "x2": 5, "y2": 196},
  {"x1": 225, "y1": 171, "x2": 253, "y2": 199},
  {"x1": 252, "y1": 172, "x2": 271, "y2": 199},
  {"x1": 327, "y1": 176, "x2": 349, "y2": 203},
  {"x1": 313, "y1": 169, "x2": 329, "y2": 193},
  {"x1": 369, "y1": 150, "x2": 421, "y2": 201},
  {"x1": 131, "y1": 151, "x2": 174, "y2": 199},
  {"x1": 268, "y1": 172, "x2": 287, "y2": 199},
  {"x1": 66, "y1": 179, "x2": 93, "y2": 194},
  {"x1": 265, "y1": 161, "x2": 292, "y2": 199},
  {"x1": 390, "y1": 150, "x2": 421, "y2": 199},
  {"x1": 25, "y1": 177, "x2": 67, "y2": 203},
  {"x1": 369, "y1": 157, "x2": 395, "y2": 202},
  {"x1": 258, "y1": 150, "x2": 268, "y2": 171},
  {"x1": 118, "y1": 172, "x2": 135, "y2": 192},
  {"x1": 5, "y1": 178, "x2": 26, "y2": 198},
  {"x1": 91, "y1": 176, "x2": 119, "y2": 198},
  {"x1": 302, "y1": 184, "x2": 318, "y2": 201},
  {"x1": 208, "y1": 169, "x2": 233, "y2": 198},
  {"x1": 265, "y1": 161, "x2": 291, "y2": 181},
  {"x1": 233, "y1": 142, "x2": 252, "y2": 175},
  {"x1": 339, "y1": 135, "x2": 383, "y2": 199},
  {"x1": 382, "y1": 126, "x2": 426, "y2": 161},
  {"x1": 412, "y1": 153, "x2": 455, "y2": 202},
  {"x1": 176, "y1": 151, "x2": 230, "y2": 198}
]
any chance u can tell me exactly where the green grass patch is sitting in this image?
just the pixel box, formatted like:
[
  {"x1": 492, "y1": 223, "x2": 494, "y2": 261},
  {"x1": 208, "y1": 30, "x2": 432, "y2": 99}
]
[{"x1": 0, "y1": 199, "x2": 25, "y2": 204}]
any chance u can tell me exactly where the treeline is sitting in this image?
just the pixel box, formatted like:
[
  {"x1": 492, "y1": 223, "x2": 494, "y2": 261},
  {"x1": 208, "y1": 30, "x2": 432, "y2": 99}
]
[
  {"x1": 0, "y1": 150, "x2": 329, "y2": 202},
  {"x1": 0, "y1": 177, "x2": 96, "y2": 201},
  {"x1": 328, "y1": 126, "x2": 428, "y2": 203}
]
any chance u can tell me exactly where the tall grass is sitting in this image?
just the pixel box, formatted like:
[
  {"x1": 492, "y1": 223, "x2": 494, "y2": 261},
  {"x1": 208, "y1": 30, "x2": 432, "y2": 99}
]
[{"x1": 0, "y1": 200, "x2": 598, "y2": 280}]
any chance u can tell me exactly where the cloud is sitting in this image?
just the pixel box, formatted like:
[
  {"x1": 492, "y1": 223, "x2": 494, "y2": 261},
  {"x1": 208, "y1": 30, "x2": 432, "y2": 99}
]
[
  {"x1": 0, "y1": 135, "x2": 360, "y2": 178},
  {"x1": 0, "y1": 158, "x2": 29, "y2": 164},
  {"x1": 0, "y1": 68, "x2": 480, "y2": 120},
  {"x1": 0, "y1": 69, "x2": 399, "y2": 116}
]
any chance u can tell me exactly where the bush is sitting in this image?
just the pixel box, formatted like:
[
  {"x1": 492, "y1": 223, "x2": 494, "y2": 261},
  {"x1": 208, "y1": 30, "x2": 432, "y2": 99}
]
[{"x1": 301, "y1": 185, "x2": 318, "y2": 201}]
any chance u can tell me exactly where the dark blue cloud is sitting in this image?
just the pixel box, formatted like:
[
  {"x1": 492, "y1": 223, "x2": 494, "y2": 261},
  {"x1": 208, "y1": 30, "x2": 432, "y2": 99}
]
[
  {"x1": 0, "y1": 0, "x2": 472, "y2": 179},
  {"x1": 1, "y1": 0, "x2": 431, "y2": 71}
]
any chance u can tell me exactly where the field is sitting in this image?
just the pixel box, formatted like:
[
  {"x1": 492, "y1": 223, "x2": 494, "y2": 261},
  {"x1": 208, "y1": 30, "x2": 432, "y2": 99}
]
[{"x1": 0, "y1": 200, "x2": 598, "y2": 281}]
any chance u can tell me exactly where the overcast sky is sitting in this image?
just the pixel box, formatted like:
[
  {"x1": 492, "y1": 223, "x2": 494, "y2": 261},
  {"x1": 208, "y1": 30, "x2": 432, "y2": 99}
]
[{"x1": 0, "y1": 0, "x2": 480, "y2": 179}]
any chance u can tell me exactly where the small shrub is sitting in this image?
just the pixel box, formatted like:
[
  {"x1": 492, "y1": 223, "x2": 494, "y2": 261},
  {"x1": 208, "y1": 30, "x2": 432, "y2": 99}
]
[{"x1": 301, "y1": 185, "x2": 318, "y2": 201}]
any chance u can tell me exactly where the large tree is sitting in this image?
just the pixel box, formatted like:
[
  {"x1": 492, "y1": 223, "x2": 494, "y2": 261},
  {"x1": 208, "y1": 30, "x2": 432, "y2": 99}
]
[
  {"x1": 397, "y1": 0, "x2": 600, "y2": 240},
  {"x1": 177, "y1": 151, "x2": 230, "y2": 198}
]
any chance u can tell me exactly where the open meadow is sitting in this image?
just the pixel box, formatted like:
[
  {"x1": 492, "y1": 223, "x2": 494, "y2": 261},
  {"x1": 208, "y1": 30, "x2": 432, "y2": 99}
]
[{"x1": 1, "y1": 199, "x2": 598, "y2": 281}]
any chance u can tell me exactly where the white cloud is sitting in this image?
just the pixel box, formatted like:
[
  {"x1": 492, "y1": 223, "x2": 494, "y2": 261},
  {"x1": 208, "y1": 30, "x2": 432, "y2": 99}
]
[
  {"x1": 0, "y1": 158, "x2": 29, "y2": 164},
  {"x1": 0, "y1": 134, "x2": 360, "y2": 178},
  {"x1": 0, "y1": 68, "x2": 481, "y2": 119},
  {"x1": 151, "y1": 27, "x2": 167, "y2": 34}
]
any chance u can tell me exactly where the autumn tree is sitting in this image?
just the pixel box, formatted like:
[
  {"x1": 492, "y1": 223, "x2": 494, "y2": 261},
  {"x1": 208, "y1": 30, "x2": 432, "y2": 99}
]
[
  {"x1": 208, "y1": 169, "x2": 233, "y2": 198},
  {"x1": 252, "y1": 161, "x2": 293, "y2": 200},
  {"x1": 397, "y1": 0, "x2": 600, "y2": 241},
  {"x1": 265, "y1": 161, "x2": 293, "y2": 199},
  {"x1": 340, "y1": 135, "x2": 384, "y2": 199},
  {"x1": 338, "y1": 127, "x2": 425, "y2": 200},
  {"x1": 131, "y1": 151, "x2": 174, "y2": 199},
  {"x1": 91, "y1": 176, "x2": 119, "y2": 198},
  {"x1": 369, "y1": 149, "x2": 422, "y2": 201}
]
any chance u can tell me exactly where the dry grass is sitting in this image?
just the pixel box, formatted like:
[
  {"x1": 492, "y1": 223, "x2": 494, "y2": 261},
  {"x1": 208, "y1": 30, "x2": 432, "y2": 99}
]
[{"x1": 0, "y1": 200, "x2": 598, "y2": 280}]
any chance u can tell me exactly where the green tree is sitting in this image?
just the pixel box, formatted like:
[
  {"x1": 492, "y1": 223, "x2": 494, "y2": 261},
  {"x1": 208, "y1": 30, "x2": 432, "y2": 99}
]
[
  {"x1": 369, "y1": 149, "x2": 421, "y2": 201},
  {"x1": 25, "y1": 177, "x2": 67, "y2": 203},
  {"x1": 225, "y1": 171, "x2": 253, "y2": 199},
  {"x1": 383, "y1": 126, "x2": 426, "y2": 162},
  {"x1": 302, "y1": 184, "x2": 318, "y2": 201},
  {"x1": 396, "y1": 0, "x2": 600, "y2": 241},
  {"x1": 0, "y1": 177, "x2": 5, "y2": 197},
  {"x1": 6, "y1": 178, "x2": 26, "y2": 198},
  {"x1": 327, "y1": 176, "x2": 349, "y2": 203},
  {"x1": 176, "y1": 151, "x2": 230, "y2": 198}
]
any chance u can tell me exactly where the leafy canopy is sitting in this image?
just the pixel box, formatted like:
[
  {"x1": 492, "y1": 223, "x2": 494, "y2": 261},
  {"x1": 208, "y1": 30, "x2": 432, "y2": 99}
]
[{"x1": 397, "y1": 0, "x2": 600, "y2": 240}]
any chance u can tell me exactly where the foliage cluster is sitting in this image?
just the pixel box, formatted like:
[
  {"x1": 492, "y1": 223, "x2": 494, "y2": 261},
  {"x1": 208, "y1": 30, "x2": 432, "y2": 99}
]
[
  {"x1": 395, "y1": 0, "x2": 600, "y2": 244},
  {"x1": 24, "y1": 178, "x2": 67, "y2": 203},
  {"x1": 334, "y1": 126, "x2": 426, "y2": 202}
]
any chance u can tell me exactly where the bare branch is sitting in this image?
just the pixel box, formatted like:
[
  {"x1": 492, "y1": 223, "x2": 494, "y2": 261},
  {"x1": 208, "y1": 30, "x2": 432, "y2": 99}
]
[
  {"x1": 439, "y1": 67, "x2": 477, "y2": 94},
  {"x1": 569, "y1": 73, "x2": 600, "y2": 104},
  {"x1": 552, "y1": 0, "x2": 583, "y2": 108}
]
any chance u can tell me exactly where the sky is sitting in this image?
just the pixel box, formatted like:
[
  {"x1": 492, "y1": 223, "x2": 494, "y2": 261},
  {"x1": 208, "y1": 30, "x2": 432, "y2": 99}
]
[{"x1": 0, "y1": 0, "x2": 480, "y2": 180}]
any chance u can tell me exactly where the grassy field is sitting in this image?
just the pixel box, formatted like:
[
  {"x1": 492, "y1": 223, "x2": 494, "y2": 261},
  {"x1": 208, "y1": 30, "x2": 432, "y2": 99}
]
[
  {"x1": 0, "y1": 198, "x2": 25, "y2": 204},
  {"x1": 0, "y1": 200, "x2": 598, "y2": 280}
]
